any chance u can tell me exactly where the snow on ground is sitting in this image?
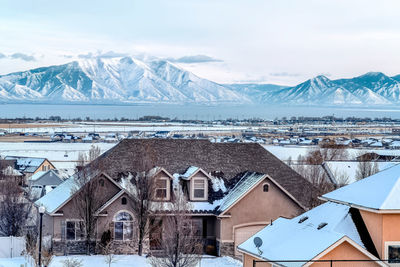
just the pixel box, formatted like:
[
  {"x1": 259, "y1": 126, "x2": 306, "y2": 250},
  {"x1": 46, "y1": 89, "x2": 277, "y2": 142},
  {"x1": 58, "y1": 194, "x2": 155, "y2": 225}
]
[
  {"x1": 0, "y1": 255, "x2": 242, "y2": 267},
  {"x1": 0, "y1": 142, "x2": 116, "y2": 169},
  {"x1": 264, "y1": 145, "x2": 400, "y2": 161}
]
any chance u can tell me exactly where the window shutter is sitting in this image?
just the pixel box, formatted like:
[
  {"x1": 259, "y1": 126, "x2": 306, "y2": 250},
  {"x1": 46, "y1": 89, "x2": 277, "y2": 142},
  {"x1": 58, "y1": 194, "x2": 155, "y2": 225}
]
[
  {"x1": 61, "y1": 220, "x2": 66, "y2": 241},
  {"x1": 109, "y1": 222, "x2": 114, "y2": 239}
]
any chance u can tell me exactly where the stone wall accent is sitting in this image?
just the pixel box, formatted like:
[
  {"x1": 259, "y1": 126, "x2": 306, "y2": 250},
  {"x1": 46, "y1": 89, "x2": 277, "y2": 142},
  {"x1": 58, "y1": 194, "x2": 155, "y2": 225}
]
[
  {"x1": 219, "y1": 241, "x2": 235, "y2": 257},
  {"x1": 53, "y1": 241, "x2": 95, "y2": 255}
]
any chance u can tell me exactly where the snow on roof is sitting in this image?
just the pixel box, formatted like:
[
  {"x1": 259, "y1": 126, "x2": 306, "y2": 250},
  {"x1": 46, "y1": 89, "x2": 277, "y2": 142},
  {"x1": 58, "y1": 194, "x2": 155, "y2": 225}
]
[
  {"x1": 218, "y1": 172, "x2": 265, "y2": 213},
  {"x1": 180, "y1": 166, "x2": 200, "y2": 180},
  {"x1": 30, "y1": 171, "x2": 46, "y2": 181},
  {"x1": 35, "y1": 176, "x2": 76, "y2": 213},
  {"x1": 322, "y1": 163, "x2": 400, "y2": 210},
  {"x1": 210, "y1": 176, "x2": 227, "y2": 193},
  {"x1": 238, "y1": 202, "x2": 363, "y2": 265},
  {"x1": 2, "y1": 166, "x2": 22, "y2": 176},
  {"x1": 5, "y1": 156, "x2": 45, "y2": 169}
]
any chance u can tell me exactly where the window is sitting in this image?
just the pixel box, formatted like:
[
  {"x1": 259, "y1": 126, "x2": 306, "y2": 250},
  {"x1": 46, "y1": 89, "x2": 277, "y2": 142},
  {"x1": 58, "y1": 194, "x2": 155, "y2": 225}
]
[
  {"x1": 66, "y1": 220, "x2": 85, "y2": 240},
  {"x1": 386, "y1": 242, "x2": 400, "y2": 264},
  {"x1": 192, "y1": 178, "x2": 207, "y2": 200},
  {"x1": 155, "y1": 178, "x2": 168, "y2": 200},
  {"x1": 42, "y1": 165, "x2": 47, "y2": 171},
  {"x1": 99, "y1": 179, "x2": 105, "y2": 187},
  {"x1": 263, "y1": 183, "x2": 269, "y2": 192},
  {"x1": 114, "y1": 211, "x2": 134, "y2": 241},
  {"x1": 121, "y1": 197, "x2": 127, "y2": 205}
]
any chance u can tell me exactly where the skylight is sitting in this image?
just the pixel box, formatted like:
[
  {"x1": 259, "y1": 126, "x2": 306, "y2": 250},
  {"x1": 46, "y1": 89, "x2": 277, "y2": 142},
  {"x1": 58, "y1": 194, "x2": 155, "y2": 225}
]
[
  {"x1": 298, "y1": 216, "x2": 309, "y2": 223},
  {"x1": 317, "y1": 222, "x2": 328, "y2": 230}
]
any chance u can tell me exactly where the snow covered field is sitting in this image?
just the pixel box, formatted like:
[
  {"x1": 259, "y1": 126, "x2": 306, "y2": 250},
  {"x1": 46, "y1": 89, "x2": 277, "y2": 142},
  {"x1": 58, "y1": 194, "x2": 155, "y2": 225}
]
[
  {"x1": 264, "y1": 145, "x2": 400, "y2": 161},
  {"x1": 0, "y1": 142, "x2": 116, "y2": 169},
  {"x1": 0, "y1": 255, "x2": 242, "y2": 267},
  {"x1": 4, "y1": 122, "x2": 251, "y2": 134}
]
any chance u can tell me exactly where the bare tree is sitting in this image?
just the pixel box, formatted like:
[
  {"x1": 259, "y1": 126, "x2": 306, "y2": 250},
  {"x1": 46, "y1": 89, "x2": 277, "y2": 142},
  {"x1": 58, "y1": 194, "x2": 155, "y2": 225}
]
[
  {"x1": 72, "y1": 144, "x2": 104, "y2": 254},
  {"x1": 149, "y1": 192, "x2": 202, "y2": 267},
  {"x1": 0, "y1": 175, "x2": 32, "y2": 236},
  {"x1": 355, "y1": 160, "x2": 379, "y2": 181},
  {"x1": 123, "y1": 168, "x2": 158, "y2": 256},
  {"x1": 121, "y1": 144, "x2": 160, "y2": 256}
]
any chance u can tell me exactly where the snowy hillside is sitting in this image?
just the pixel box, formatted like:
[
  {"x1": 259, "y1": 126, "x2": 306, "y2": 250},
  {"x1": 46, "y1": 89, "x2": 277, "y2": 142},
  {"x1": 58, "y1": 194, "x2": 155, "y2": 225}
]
[
  {"x1": 0, "y1": 57, "x2": 249, "y2": 104},
  {"x1": 259, "y1": 73, "x2": 400, "y2": 105},
  {"x1": 1, "y1": 59, "x2": 400, "y2": 106}
]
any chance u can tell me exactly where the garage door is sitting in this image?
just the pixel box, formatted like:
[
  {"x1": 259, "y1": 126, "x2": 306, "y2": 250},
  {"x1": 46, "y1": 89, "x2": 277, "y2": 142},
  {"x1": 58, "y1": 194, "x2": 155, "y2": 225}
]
[{"x1": 234, "y1": 225, "x2": 266, "y2": 257}]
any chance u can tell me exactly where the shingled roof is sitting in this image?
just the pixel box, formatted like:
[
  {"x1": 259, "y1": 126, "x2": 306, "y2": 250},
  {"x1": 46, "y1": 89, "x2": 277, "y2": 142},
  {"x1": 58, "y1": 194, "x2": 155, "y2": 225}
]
[{"x1": 94, "y1": 139, "x2": 314, "y2": 208}]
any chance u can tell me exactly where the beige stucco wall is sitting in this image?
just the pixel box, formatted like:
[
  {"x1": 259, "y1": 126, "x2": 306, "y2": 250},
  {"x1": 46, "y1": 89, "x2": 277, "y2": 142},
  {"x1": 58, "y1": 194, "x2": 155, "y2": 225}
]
[
  {"x1": 360, "y1": 210, "x2": 383, "y2": 258},
  {"x1": 96, "y1": 192, "x2": 133, "y2": 239},
  {"x1": 243, "y1": 254, "x2": 272, "y2": 267},
  {"x1": 52, "y1": 174, "x2": 121, "y2": 240},
  {"x1": 360, "y1": 210, "x2": 400, "y2": 259},
  {"x1": 219, "y1": 176, "x2": 303, "y2": 242},
  {"x1": 312, "y1": 240, "x2": 379, "y2": 267}
]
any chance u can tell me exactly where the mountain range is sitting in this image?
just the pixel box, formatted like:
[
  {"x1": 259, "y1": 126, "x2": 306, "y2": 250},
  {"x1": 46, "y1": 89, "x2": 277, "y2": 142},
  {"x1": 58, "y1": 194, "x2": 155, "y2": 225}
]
[{"x1": 1, "y1": 56, "x2": 400, "y2": 106}]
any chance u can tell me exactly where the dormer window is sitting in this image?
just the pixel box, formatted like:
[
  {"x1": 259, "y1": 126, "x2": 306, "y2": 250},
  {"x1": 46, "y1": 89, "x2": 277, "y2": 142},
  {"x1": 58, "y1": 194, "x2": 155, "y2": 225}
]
[
  {"x1": 155, "y1": 177, "x2": 170, "y2": 200},
  {"x1": 191, "y1": 178, "x2": 207, "y2": 201}
]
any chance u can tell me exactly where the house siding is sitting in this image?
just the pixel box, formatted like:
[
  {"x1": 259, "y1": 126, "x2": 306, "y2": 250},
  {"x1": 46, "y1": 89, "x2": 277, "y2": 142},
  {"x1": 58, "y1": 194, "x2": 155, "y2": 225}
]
[
  {"x1": 219, "y1": 177, "x2": 303, "y2": 257},
  {"x1": 312, "y1": 241, "x2": 380, "y2": 267},
  {"x1": 51, "y1": 174, "x2": 121, "y2": 255}
]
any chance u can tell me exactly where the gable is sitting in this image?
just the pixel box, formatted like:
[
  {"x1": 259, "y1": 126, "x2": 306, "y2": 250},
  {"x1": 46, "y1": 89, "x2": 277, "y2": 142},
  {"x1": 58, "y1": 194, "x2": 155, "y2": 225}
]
[
  {"x1": 56, "y1": 174, "x2": 121, "y2": 217},
  {"x1": 93, "y1": 139, "x2": 314, "y2": 208},
  {"x1": 309, "y1": 237, "x2": 385, "y2": 267}
]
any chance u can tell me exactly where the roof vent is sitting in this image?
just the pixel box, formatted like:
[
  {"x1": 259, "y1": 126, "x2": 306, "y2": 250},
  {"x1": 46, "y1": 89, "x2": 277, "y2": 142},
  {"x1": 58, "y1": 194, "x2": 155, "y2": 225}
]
[
  {"x1": 298, "y1": 216, "x2": 309, "y2": 223},
  {"x1": 317, "y1": 222, "x2": 328, "y2": 230}
]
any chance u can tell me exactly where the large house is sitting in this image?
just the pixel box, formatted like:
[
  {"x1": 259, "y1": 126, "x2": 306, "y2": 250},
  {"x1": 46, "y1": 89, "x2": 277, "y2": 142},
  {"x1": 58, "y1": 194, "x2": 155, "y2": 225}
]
[
  {"x1": 239, "y1": 163, "x2": 400, "y2": 266},
  {"x1": 35, "y1": 139, "x2": 313, "y2": 257}
]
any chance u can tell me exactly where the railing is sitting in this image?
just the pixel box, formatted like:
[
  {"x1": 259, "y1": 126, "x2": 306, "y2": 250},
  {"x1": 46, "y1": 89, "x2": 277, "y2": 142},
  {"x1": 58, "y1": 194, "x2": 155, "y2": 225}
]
[{"x1": 253, "y1": 259, "x2": 396, "y2": 266}]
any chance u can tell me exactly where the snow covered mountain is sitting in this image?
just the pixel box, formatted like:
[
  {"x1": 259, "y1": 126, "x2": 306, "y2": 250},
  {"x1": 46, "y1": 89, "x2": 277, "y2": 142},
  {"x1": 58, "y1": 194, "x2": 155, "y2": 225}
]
[
  {"x1": 252, "y1": 73, "x2": 400, "y2": 105},
  {"x1": 1, "y1": 58, "x2": 400, "y2": 106},
  {"x1": 0, "y1": 57, "x2": 249, "y2": 104}
]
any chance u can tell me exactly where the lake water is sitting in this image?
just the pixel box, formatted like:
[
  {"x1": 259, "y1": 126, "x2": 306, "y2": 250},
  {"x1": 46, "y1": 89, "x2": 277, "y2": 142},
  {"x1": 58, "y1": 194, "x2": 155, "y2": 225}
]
[{"x1": 2, "y1": 103, "x2": 400, "y2": 120}]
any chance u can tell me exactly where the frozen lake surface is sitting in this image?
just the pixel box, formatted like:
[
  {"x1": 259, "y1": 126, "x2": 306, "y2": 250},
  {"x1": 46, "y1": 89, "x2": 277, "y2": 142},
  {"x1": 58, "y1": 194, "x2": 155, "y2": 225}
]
[{"x1": 3, "y1": 103, "x2": 400, "y2": 120}]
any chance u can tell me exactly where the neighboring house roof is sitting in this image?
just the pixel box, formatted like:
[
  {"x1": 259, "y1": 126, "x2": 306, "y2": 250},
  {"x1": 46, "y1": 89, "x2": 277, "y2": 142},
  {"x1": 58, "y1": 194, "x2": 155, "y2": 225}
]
[
  {"x1": 4, "y1": 156, "x2": 52, "y2": 173},
  {"x1": 35, "y1": 176, "x2": 76, "y2": 213},
  {"x1": 92, "y1": 139, "x2": 314, "y2": 208},
  {"x1": 237, "y1": 202, "x2": 371, "y2": 266},
  {"x1": 321, "y1": 163, "x2": 400, "y2": 211},
  {"x1": 29, "y1": 169, "x2": 63, "y2": 187}
]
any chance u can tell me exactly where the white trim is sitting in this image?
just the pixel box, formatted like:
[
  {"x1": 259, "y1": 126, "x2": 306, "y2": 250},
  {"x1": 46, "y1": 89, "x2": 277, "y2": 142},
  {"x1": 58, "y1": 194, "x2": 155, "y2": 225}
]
[
  {"x1": 152, "y1": 168, "x2": 174, "y2": 180},
  {"x1": 304, "y1": 236, "x2": 386, "y2": 267},
  {"x1": 154, "y1": 177, "x2": 171, "y2": 201},
  {"x1": 320, "y1": 196, "x2": 400, "y2": 214},
  {"x1": 190, "y1": 177, "x2": 208, "y2": 201},
  {"x1": 262, "y1": 182, "x2": 270, "y2": 192},
  {"x1": 94, "y1": 190, "x2": 125, "y2": 216},
  {"x1": 184, "y1": 167, "x2": 211, "y2": 181},
  {"x1": 113, "y1": 210, "x2": 135, "y2": 241},
  {"x1": 385, "y1": 241, "x2": 400, "y2": 266}
]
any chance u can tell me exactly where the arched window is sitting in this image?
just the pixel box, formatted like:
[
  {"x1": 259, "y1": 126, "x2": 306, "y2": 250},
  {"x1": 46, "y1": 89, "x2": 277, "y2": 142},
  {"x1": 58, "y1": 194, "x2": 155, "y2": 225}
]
[
  {"x1": 99, "y1": 179, "x2": 105, "y2": 187},
  {"x1": 263, "y1": 183, "x2": 269, "y2": 192},
  {"x1": 114, "y1": 211, "x2": 133, "y2": 241},
  {"x1": 121, "y1": 197, "x2": 127, "y2": 205}
]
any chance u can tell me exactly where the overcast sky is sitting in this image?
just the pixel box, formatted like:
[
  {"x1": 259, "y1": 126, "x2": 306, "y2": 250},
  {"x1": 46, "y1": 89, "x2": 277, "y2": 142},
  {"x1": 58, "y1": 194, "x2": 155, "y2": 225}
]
[{"x1": 1, "y1": 0, "x2": 400, "y2": 85}]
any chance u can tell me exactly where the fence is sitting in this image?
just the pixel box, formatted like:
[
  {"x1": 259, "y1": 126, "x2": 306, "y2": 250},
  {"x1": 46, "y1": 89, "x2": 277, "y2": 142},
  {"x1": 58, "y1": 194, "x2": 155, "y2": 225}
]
[
  {"x1": 0, "y1": 236, "x2": 26, "y2": 258},
  {"x1": 253, "y1": 259, "x2": 396, "y2": 266}
]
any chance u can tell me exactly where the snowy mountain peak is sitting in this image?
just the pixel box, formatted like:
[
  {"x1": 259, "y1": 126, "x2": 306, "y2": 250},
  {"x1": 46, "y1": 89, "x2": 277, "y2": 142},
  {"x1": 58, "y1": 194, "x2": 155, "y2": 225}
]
[{"x1": 0, "y1": 56, "x2": 249, "y2": 104}]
